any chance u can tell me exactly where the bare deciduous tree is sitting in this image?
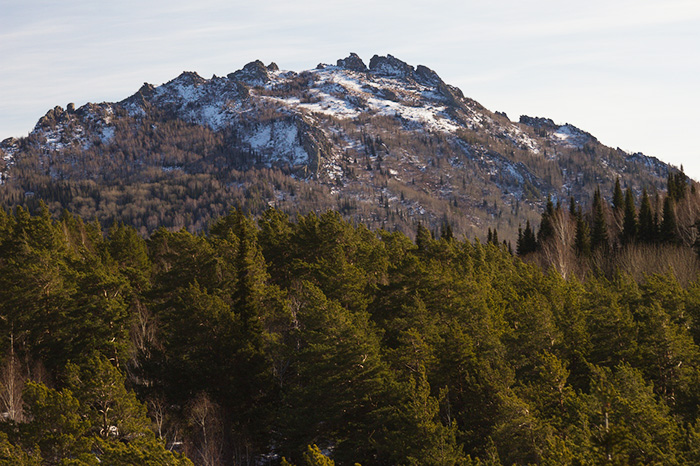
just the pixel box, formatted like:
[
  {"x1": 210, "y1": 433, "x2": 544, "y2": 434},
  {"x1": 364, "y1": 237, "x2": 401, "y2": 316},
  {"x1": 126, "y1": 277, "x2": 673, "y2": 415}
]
[
  {"x1": 540, "y1": 209, "x2": 577, "y2": 279},
  {"x1": 0, "y1": 333, "x2": 26, "y2": 422},
  {"x1": 188, "y1": 392, "x2": 224, "y2": 466}
]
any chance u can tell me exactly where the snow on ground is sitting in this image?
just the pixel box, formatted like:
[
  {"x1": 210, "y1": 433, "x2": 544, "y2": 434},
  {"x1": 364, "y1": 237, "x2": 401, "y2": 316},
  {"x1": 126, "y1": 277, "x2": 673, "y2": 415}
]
[
  {"x1": 273, "y1": 94, "x2": 360, "y2": 119},
  {"x1": 242, "y1": 120, "x2": 309, "y2": 166},
  {"x1": 101, "y1": 126, "x2": 115, "y2": 143},
  {"x1": 506, "y1": 125, "x2": 541, "y2": 154},
  {"x1": 552, "y1": 124, "x2": 589, "y2": 149},
  {"x1": 192, "y1": 103, "x2": 228, "y2": 131},
  {"x1": 264, "y1": 67, "x2": 462, "y2": 134},
  {"x1": 367, "y1": 96, "x2": 461, "y2": 132},
  {"x1": 42, "y1": 128, "x2": 68, "y2": 151}
]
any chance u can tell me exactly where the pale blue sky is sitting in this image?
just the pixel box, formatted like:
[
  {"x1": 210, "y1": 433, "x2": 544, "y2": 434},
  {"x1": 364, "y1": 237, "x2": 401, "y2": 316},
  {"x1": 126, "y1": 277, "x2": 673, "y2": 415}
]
[{"x1": 2, "y1": 0, "x2": 699, "y2": 177}]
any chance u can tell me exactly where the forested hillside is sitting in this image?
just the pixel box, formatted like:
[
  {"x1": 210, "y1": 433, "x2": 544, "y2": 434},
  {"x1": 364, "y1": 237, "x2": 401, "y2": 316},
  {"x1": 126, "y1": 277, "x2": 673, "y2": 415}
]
[{"x1": 3, "y1": 205, "x2": 700, "y2": 465}]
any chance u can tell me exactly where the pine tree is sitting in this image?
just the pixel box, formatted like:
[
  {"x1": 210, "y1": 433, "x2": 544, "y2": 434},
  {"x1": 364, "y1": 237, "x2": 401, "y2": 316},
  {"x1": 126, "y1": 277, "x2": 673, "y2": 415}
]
[
  {"x1": 613, "y1": 178, "x2": 624, "y2": 212},
  {"x1": 301, "y1": 445, "x2": 335, "y2": 466},
  {"x1": 20, "y1": 382, "x2": 92, "y2": 464},
  {"x1": 574, "y1": 207, "x2": 591, "y2": 257},
  {"x1": 537, "y1": 198, "x2": 555, "y2": 245},
  {"x1": 517, "y1": 226, "x2": 523, "y2": 254},
  {"x1": 638, "y1": 189, "x2": 656, "y2": 243},
  {"x1": 591, "y1": 187, "x2": 608, "y2": 251},
  {"x1": 569, "y1": 196, "x2": 577, "y2": 217},
  {"x1": 621, "y1": 188, "x2": 637, "y2": 244},
  {"x1": 667, "y1": 170, "x2": 688, "y2": 201},
  {"x1": 441, "y1": 220, "x2": 454, "y2": 241},
  {"x1": 416, "y1": 223, "x2": 432, "y2": 251},
  {"x1": 64, "y1": 354, "x2": 151, "y2": 440},
  {"x1": 660, "y1": 196, "x2": 678, "y2": 244},
  {"x1": 517, "y1": 221, "x2": 537, "y2": 255}
]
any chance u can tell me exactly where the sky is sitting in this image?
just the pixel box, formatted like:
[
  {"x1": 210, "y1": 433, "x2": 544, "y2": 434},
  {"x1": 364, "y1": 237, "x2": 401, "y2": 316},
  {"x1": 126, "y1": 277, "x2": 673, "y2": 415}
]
[{"x1": 2, "y1": 0, "x2": 699, "y2": 178}]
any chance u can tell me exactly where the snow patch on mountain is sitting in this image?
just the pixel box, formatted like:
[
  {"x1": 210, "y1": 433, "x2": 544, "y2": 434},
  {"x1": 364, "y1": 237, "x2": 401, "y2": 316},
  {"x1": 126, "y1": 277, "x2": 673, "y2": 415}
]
[
  {"x1": 260, "y1": 67, "x2": 461, "y2": 134},
  {"x1": 242, "y1": 120, "x2": 309, "y2": 166},
  {"x1": 100, "y1": 126, "x2": 115, "y2": 144},
  {"x1": 504, "y1": 125, "x2": 541, "y2": 154},
  {"x1": 552, "y1": 124, "x2": 590, "y2": 149}
]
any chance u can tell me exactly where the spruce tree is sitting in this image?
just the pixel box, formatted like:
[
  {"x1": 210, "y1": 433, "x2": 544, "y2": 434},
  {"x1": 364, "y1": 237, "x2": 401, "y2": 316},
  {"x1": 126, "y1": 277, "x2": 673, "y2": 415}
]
[
  {"x1": 638, "y1": 189, "x2": 655, "y2": 243},
  {"x1": 613, "y1": 178, "x2": 624, "y2": 212},
  {"x1": 621, "y1": 188, "x2": 637, "y2": 244},
  {"x1": 517, "y1": 220, "x2": 537, "y2": 255},
  {"x1": 537, "y1": 197, "x2": 555, "y2": 245},
  {"x1": 667, "y1": 170, "x2": 688, "y2": 201},
  {"x1": 440, "y1": 220, "x2": 454, "y2": 241},
  {"x1": 575, "y1": 207, "x2": 591, "y2": 256},
  {"x1": 517, "y1": 226, "x2": 523, "y2": 254},
  {"x1": 660, "y1": 196, "x2": 678, "y2": 244},
  {"x1": 569, "y1": 196, "x2": 577, "y2": 217},
  {"x1": 591, "y1": 187, "x2": 608, "y2": 251},
  {"x1": 416, "y1": 223, "x2": 431, "y2": 251}
]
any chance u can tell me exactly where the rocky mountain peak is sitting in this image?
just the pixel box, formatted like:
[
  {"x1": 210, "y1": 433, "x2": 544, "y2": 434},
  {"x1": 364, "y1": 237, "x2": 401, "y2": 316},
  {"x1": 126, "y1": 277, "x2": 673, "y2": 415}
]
[
  {"x1": 171, "y1": 71, "x2": 207, "y2": 87},
  {"x1": 337, "y1": 53, "x2": 368, "y2": 72},
  {"x1": 37, "y1": 105, "x2": 69, "y2": 128},
  {"x1": 369, "y1": 54, "x2": 415, "y2": 78},
  {"x1": 519, "y1": 115, "x2": 558, "y2": 131},
  {"x1": 136, "y1": 82, "x2": 156, "y2": 98},
  {"x1": 228, "y1": 60, "x2": 272, "y2": 86}
]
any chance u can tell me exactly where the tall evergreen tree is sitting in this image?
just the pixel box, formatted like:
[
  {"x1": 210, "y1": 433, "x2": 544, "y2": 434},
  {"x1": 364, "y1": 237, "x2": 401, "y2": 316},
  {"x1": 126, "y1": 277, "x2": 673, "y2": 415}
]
[
  {"x1": 517, "y1": 221, "x2": 537, "y2": 255},
  {"x1": 613, "y1": 178, "x2": 624, "y2": 212},
  {"x1": 440, "y1": 220, "x2": 454, "y2": 241},
  {"x1": 660, "y1": 196, "x2": 678, "y2": 244},
  {"x1": 667, "y1": 170, "x2": 688, "y2": 201},
  {"x1": 638, "y1": 189, "x2": 656, "y2": 243},
  {"x1": 569, "y1": 196, "x2": 577, "y2": 217},
  {"x1": 537, "y1": 198, "x2": 556, "y2": 245},
  {"x1": 621, "y1": 188, "x2": 637, "y2": 244},
  {"x1": 591, "y1": 187, "x2": 609, "y2": 251},
  {"x1": 416, "y1": 223, "x2": 432, "y2": 251},
  {"x1": 574, "y1": 207, "x2": 591, "y2": 257}
]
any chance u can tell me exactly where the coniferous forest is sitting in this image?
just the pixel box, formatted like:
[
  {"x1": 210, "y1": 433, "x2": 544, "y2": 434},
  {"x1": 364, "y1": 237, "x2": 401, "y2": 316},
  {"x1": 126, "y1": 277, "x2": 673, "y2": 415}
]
[{"x1": 4, "y1": 181, "x2": 700, "y2": 464}]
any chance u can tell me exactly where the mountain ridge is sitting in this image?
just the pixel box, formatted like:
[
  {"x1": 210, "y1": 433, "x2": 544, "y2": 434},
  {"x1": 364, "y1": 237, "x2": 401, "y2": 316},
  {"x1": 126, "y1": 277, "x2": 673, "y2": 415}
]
[{"x1": 0, "y1": 53, "x2": 673, "y2": 239}]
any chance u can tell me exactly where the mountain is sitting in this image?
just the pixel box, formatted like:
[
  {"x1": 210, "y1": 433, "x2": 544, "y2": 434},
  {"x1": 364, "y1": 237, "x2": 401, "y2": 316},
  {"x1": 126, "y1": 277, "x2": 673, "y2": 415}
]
[{"x1": 0, "y1": 53, "x2": 672, "y2": 238}]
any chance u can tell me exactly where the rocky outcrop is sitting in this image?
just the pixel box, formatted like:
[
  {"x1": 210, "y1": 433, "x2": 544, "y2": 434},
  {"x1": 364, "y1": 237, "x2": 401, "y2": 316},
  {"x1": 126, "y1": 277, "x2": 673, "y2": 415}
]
[
  {"x1": 519, "y1": 115, "x2": 558, "y2": 131},
  {"x1": 337, "y1": 53, "x2": 368, "y2": 72},
  {"x1": 228, "y1": 60, "x2": 271, "y2": 86},
  {"x1": 414, "y1": 65, "x2": 442, "y2": 86},
  {"x1": 369, "y1": 54, "x2": 414, "y2": 78}
]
